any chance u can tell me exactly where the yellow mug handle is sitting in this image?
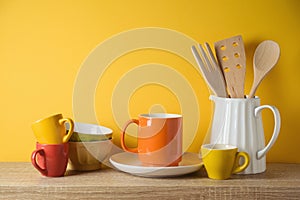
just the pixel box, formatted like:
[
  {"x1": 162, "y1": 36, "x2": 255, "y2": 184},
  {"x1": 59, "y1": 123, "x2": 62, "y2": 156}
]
[
  {"x1": 232, "y1": 151, "x2": 250, "y2": 174},
  {"x1": 59, "y1": 118, "x2": 74, "y2": 143}
]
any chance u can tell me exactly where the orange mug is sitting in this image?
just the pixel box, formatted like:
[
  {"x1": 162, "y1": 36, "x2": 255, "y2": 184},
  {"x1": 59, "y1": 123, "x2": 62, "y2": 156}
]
[{"x1": 121, "y1": 113, "x2": 183, "y2": 166}]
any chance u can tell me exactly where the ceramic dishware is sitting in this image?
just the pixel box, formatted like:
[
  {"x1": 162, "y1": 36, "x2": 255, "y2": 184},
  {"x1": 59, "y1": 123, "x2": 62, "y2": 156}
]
[
  {"x1": 68, "y1": 140, "x2": 113, "y2": 171},
  {"x1": 191, "y1": 43, "x2": 228, "y2": 97},
  {"x1": 110, "y1": 152, "x2": 203, "y2": 178},
  {"x1": 201, "y1": 144, "x2": 249, "y2": 180},
  {"x1": 67, "y1": 122, "x2": 113, "y2": 142},
  {"x1": 214, "y1": 35, "x2": 246, "y2": 98},
  {"x1": 121, "y1": 113, "x2": 182, "y2": 167},
  {"x1": 32, "y1": 113, "x2": 74, "y2": 144},
  {"x1": 209, "y1": 95, "x2": 280, "y2": 174},
  {"x1": 248, "y1": 40, "x2": 280, "y2": 98},
  {"x1": 31, "y1": 142, "x2": 69, "y2": 177}
]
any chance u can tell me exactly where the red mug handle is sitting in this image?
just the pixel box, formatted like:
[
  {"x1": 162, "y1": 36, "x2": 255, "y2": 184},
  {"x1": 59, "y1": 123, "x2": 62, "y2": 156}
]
[
  {"x1": 31, "y1": 149, "x2": 47, "y2": 175},
  {"x1": 121, "y1": 119, "x2": 139, "y2": 153}
]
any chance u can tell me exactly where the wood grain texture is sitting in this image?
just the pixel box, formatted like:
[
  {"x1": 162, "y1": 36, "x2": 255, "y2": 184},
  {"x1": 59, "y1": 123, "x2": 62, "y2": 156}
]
[
  {"x1": 214, "y1": 35, "x2": 246, "y2": 98},
  {"x1": 248, "y1": 40, "x2": 280, "y2": 98},
  {"x1": 0, "y1": 163, "x2": 300, "y2": 200},
  {"x1": 191, "y1": 44, "x2": 228, "y2": 98}
]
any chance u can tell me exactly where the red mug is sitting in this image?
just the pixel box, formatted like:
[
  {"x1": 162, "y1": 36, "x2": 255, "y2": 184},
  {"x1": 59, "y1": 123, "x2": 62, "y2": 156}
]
[{"x1": 31, "y1": 143, "x2": 69, "y2": 177}]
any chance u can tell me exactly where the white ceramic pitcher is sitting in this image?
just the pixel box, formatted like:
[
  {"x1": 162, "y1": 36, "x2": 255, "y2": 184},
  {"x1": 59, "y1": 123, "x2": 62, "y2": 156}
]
[{"x1": 209, "y1": 95, "x2": 281, "y2": 174}]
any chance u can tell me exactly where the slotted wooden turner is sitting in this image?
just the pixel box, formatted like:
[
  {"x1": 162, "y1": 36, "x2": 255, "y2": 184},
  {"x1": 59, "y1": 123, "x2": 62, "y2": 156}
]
[{"x1": 214, "y1": 35, "x2": 246, "y2": 98}]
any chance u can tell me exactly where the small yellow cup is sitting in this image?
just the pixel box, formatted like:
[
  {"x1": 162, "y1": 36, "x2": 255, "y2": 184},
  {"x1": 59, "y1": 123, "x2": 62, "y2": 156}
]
[
  {"x1": 32, "y1": 113, "x2": 74, "y2": 144},
  {"x1": 201, "y1": 144, "x2": 250, "y2": 180}
]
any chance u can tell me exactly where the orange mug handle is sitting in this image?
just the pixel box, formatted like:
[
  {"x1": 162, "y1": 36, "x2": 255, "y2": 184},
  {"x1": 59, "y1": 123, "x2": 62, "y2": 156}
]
[
  {"x1": 31, "y1": 149, "x2": 47, "y2": 176},
  {"x1": 121, "y1": 119, "x2": 139, "y2": 153}
]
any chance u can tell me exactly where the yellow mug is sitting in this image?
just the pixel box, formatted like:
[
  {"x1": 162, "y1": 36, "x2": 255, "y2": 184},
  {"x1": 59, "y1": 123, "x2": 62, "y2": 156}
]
[
  {"x1": 201, "y1": 144, "x2": 250, "y2": 180},
  {"x1": 32, "y1": 114, "x2": 74, "y2": 144}
]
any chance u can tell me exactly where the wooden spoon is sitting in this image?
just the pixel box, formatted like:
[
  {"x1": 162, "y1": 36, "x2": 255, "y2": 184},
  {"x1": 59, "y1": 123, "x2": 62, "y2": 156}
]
[{"x1": 248, "y1": 40, "x2": 280, "y2": 98}]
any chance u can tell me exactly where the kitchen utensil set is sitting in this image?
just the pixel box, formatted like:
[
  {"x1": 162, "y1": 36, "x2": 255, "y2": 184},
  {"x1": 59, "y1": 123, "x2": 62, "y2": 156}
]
[
  {"x1": 192, "y1": 35, "x2": 280, "y2": 98},
  {"x1": 193, "y1": 36, "x2": 281, "y2": 176},
  {"x1": 30, "y1": 35, "x2": 281, "y2": 180}
]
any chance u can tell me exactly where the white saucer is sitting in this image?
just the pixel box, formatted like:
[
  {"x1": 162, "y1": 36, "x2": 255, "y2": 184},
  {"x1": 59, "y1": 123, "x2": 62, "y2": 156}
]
[{"x1": 109, "y1": 152, "x2": 203, "y2": 178}]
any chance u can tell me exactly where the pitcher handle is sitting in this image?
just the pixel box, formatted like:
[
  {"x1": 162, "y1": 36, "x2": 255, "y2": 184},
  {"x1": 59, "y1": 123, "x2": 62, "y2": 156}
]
[{"x1": 255, "y1": 105, "x2": 281, "y2": 159}]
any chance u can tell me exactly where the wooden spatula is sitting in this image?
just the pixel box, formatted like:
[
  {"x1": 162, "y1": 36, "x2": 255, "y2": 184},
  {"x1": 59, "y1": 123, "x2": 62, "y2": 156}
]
[{"x1": 214, "y1": 35, "x2": 246, "y2": 98}]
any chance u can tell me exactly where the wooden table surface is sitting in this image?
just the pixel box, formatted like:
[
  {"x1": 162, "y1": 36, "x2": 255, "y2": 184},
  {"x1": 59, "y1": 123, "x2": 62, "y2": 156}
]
[{"x1": 0, "y1": 162, "x2": 299, "y2": 200}]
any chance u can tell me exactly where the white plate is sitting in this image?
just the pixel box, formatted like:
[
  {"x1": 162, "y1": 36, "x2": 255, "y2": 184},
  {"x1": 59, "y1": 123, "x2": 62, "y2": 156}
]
[{"x1": 109, "y1": 152, "x2": 203, "y2": 178}]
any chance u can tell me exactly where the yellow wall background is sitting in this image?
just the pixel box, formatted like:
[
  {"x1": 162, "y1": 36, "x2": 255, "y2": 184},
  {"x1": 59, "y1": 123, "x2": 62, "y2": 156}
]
[{"x1": 0, "y1": 0, "x2": 299, "y2": 162}]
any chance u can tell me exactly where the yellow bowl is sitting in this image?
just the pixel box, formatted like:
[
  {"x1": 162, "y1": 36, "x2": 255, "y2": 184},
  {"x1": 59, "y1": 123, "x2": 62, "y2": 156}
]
[{"x1": 68, "y1": 140, "x2": 113, "y2": 171}]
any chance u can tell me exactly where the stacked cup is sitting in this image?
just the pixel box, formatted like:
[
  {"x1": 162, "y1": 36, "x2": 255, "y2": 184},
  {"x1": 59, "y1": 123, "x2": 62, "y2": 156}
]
[{"x1": 31, "y1": 113, "x2": 74, "y2": 177}]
